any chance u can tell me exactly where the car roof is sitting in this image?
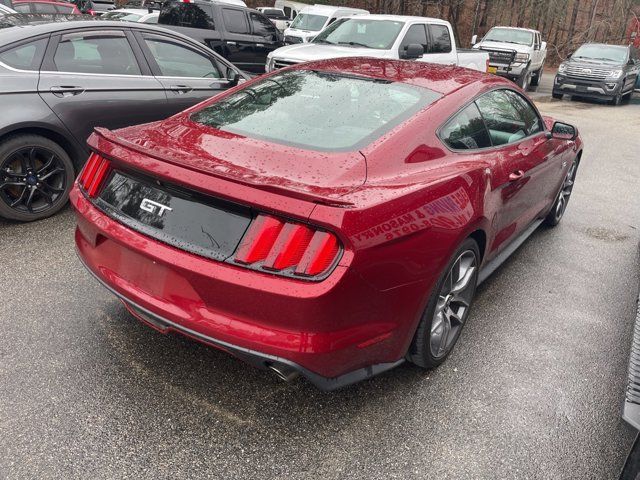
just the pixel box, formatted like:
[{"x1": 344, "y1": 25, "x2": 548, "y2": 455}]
[
  {"x1": 292, "y1": 57, "x2": 505, "y2": 95},
  {"x1": 0, "y1": 16, "x2": 186, "y2": 44},
  {"x1": 345, "y1": 14, "x2": 449, "y2": 25}
]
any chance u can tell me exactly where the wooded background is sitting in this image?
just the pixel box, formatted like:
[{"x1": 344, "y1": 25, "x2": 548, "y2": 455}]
[{"x1": 247, "y1": 0, "x2": 640, "y2": 63}]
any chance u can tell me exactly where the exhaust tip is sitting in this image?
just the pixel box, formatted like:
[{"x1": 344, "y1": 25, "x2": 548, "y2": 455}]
[{"x1": 267, "y1": 363, "x2": 300, "y2": 383}]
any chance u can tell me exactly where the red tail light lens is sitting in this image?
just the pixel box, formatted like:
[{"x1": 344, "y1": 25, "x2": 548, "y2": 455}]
[
  {"x1": 79, "y1": 152, "x2": 111, "y2": 197},
  {"x1": 233, "y1": 214, "x2": 341, "y2": 279}
]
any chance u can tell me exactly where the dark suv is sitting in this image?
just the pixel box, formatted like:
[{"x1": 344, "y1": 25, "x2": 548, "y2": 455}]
[
  {"x1": 553, "y1": 43, "x2": 639, "y2": 105},
  {"x1": 158, "y1": 0, "x2": 284, "y2": 73}
]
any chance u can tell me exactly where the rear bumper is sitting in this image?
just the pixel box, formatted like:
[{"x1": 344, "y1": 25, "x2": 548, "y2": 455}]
[{"x1": 71, "y1": 185, "x2": 409, "y2": 388}]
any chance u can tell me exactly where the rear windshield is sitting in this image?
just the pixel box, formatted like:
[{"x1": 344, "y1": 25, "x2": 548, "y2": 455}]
[
  {"x1": 102, "y1": 11, "x2": 142, "y2": 21},
  {"x1": 190, "y1": 70, "x2": 441, "y2": 151}
]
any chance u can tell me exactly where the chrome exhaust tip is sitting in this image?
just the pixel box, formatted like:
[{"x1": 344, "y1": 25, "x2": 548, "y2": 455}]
[{"x1": 267, "y1": 363, "x2": 300, "y2": 383}]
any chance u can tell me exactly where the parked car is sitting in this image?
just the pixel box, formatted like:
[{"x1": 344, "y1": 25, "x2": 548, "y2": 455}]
[
  {"x1": 267, "y1": 15, "x2": 490, "y2": 73},
  {"x1": 553, "y1": 43, "x2": 639, "y2": 105},
  {"x1": 0, "y1": 17, "x2": 247, "y2": 221},
  {"x1": 158, "y1": 0, "x2": 284, "y2": 73},
  {"x1": 256, "y1": 6, "x2": 288, "y2": 32},
  {"x1": 0, "y1": 3, "x2": 15, "y2": 14},
  {"x1": 471, "y1": 26, "x2": 546, "y2": 90},
  {"x1": 274, "y1": 0, "x2": 305, "y2": 22},
  {"x1": 70, "y1": 0, "x2": 114, "y2": 15},
  {"x1": 283, "y1": 4, "x2": 368, "y2": 44},
  {"x1": 12, "y1": 0, "x2": 80, "y2": 14},
  {"x1": 101, "y1": 8, "x2": 159, "y2": 23},
  {"x1": 71, "y1": 57, "x2": 582, "y2": 390}
]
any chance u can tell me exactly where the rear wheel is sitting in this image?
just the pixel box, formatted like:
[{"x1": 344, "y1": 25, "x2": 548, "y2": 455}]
[
  {"x1": 545, "y1": 157, "x2": 578, "y2": 227},
  {"x1": 408, "y1": 238, "x2": 479, "y2": 368},
  {"x1": 0, "y1": 135, "x2": 74, "y2": 222},
  {"x1": 552, "y1": 92, "x2": 563, "y2": 99}
]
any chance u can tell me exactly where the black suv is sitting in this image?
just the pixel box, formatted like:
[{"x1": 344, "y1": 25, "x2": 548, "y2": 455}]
[
  {"x1": 553, "y1": 43, "x2": 639, "y2": 105},
  {"x1": 158, "y1": 0, "x2": 284, "y2": 73}
]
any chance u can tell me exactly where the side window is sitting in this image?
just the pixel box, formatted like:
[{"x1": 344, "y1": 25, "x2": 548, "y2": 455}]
[
  {"x1": 249, "y1": 12, "x2": 276, "y2": 37},
  {"x1": 440, "y1": 103, "x2": 491, "y2": 150},
  {"x1": 13, "y1": 3, "x2": 31, "y2": 12},
  {"x1": 53, "y1": 33, "x2": 141, "y2": 75},
  {"x1": 428, "y1": 24, "x2": 452, "y2": 53},
  {"x1": 399, "y1": 24, "x2": 427, "y2": 55},
  {"x1": 223, "y1": 8, "x2": 249, "y2": 34},
  {"x1": 144, "y1": 37, "x2": 221, "y2": 78},
  {"x1": 282, "y1": 6, "x2": 291, "y2": 18},
  {"x1": 475, "y1": 89, "x2": 541, "y2": 146},
  {"x1": 0, "y1": 38, "x2": 48, "y2": 71},
  {"x1": 32, "y1": 2, "x2": 58, "y2": 13},
  {"x1": 158, "y1": 3, "x2": 215, "y2": 30}
]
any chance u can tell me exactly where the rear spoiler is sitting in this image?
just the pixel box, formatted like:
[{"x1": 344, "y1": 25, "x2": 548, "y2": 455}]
[{"x1": 91, "y1": 127, "x2": 355, "y2": 208}]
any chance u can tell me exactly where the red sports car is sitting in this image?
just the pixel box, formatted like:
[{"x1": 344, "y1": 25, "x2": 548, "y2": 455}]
[{"x1": 71, "y1": 58, "x2": 583, "y2": 390}]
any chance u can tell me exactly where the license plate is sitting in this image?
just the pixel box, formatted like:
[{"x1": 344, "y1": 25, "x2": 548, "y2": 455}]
[
  {"x1": 487, "y1": 66, "x2": 498, "y2": 74},
  {"x1": 96, "y1": 172, "x2": 252, "y2": 261}
]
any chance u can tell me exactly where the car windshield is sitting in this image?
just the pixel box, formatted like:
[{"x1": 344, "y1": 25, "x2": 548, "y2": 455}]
[
  {"x1": 289, "y1": 13, "x2": 327, "y2": 31},
  {"x1": 262, "y1": 8, "x2": 284, "y2": 17},
  {"x1": 313, "y1": 18, "x2": 405, "y2": 50},
  {"x1": 191, "y1": 70, "x2": 441, "y2": 151},
  {"x1": 102, "y1": 11, "x2": 142, "y2": 21},
  {"x1": 484, "y1": 28, "x2": 533, "y2": 46},
  {"x1": 572, "y1": 44, "x2": 627, "y2": 63}
]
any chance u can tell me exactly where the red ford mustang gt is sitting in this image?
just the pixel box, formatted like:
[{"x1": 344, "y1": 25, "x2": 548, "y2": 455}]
[{"x1": 71, "y1": 58, "x2": 583, "y2": 390}]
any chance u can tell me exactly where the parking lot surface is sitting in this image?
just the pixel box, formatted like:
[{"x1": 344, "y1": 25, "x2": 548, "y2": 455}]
[{"x1": 1, "y1": 75, "x2": 639, "y2": 479}]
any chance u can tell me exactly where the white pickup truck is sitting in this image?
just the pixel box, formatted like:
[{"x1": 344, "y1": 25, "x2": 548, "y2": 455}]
[
  {"x1": 471, "y1": 26, "x2": 547, "y2": 90},
  {"x1": 266, "y1": 15, "x2": 490, "y2": 73}
]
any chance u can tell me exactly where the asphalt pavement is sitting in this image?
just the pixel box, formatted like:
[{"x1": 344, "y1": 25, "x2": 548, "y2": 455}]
[{"x1": 1, "y1": 73, "x2": 639, "y2": 479}]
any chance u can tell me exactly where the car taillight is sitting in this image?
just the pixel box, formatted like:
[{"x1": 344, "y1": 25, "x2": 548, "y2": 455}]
[
  {"x1": 79, "y1": 152, "x2": 111, "y2": 197},
  {"x1": 233, "y1": 214, "x2": 341, "y2": 279}
]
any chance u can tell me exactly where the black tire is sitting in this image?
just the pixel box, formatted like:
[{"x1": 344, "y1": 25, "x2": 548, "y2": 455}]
[
  {"x1": 517, "y1": 66, "x2": 531, "y2": 91},
  {"x1": 552, "y1": 92, "x2": 563, "y2": 99},
  {"x1": 544, "y1": 157, "x2": 579, "y2": 227},
  {"x1": 530, "y1": 66, "x2": 543, "y2": 87},
  {"x1": 407, "y1": 238, "x2": 480, "y2": 369},
  {"x1": 0, "y1": 134, "x2": 74, "y2": 222},
  {"x1": 623, "y1": 90, "x2": 633, "y2": 102}
]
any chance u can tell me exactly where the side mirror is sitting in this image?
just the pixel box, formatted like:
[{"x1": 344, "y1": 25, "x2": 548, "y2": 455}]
[
  {"x1": 566, "y1": 52, "x2": 572, "y2": 59},
  {"x1": 541, "y1": 41, "x2": 547, "y2": 50},
  {"x1": 226, "y1": 67, "x2": 240, "y2": 87},
  {"x1": 549, "y1": 121, "x2": 577, "y2": 140},
  {"x1": 401, "y1": 43, "x2": 424, "y2": 60},
  {"x1": 471, "y1": 34, "x2": 477, "y2": 46}
]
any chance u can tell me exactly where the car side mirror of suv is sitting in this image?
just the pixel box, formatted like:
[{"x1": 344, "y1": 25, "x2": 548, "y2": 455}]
[
  {"x1": 549, "y1": 121, "x2": 577, "y2": 141},
  {"x1": 471, "y1": 34, "x2": 477, "y2": 46},
  {"x1": 226, "y1": 68, "x2": 240, "y2": 87},
  {"x1": 401, "y1": 44, "x2": 424, "y2": 60}
]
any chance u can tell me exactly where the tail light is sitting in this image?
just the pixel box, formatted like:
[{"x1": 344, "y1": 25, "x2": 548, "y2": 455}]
[
  {"x1": 79, "y1": 152, "x2": 111, "y2": 197},
  {"x1": 233, "y1": 214, "x2": 341, "y2": 279}
]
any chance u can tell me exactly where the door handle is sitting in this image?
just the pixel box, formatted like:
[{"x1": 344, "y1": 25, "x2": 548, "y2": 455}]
[
  {"x1": 509, "y1": 170, "x2": 525, "y2": 181},
  {"x1": 50, "y1": 86, "x2": 85, "y2": 97},
  {"x1": 169, "y1": 85, "x2": 193, "y2": 94}
]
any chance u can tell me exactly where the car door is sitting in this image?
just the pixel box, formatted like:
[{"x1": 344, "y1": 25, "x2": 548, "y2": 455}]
[
  {"x1": 220, "y1": 7, "x2": 261, "y2": 73},
  {"x1": 134, "y1": 31, "x2": 233, "y2": 115},
  {"x1": 38, "y1": 28, "x2": 168, "y2": 146},
  {"x1": 475, "y1": 89, "x2": 556, "y2": 251},
  {"x1": 248, "y1": 10, "x2": 282, "y2": 70}
]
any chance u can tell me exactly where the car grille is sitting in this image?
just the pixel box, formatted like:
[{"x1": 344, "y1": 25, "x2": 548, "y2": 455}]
[
  {"x1": 481, "y1": 48, "x2": 516, "y2": 65},
  {"x1": 564, "y1": 65, "x2": 610, "y2": 81},
  {"x1": 284, "y1": 35, "x2": 303, "y2": 44},
  {"x1": 273, "y1": 59, "x2": 300, "y2": 69}
]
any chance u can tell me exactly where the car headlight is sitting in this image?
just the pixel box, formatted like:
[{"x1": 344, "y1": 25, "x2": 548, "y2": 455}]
[
  {"x1": 558, "y1": 63, "x2": 567, "y2": 73},
  {"x1": 515, "y1": 52, "x2": 530, "y2": 63},
  {"x1": 607, "y1": 70, "x2": 622, "y2": 79}
]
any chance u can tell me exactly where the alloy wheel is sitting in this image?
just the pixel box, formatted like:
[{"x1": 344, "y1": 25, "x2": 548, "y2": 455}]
[
  {"x1": 554, "y1": 160, "x2": 577, "y2": 222},
  {"x1": 430, "y1": 250, "x2": 478, "y2": 359},
  {"x1": 0, "y1": 146, "x2": 67, "y2": 214}
]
